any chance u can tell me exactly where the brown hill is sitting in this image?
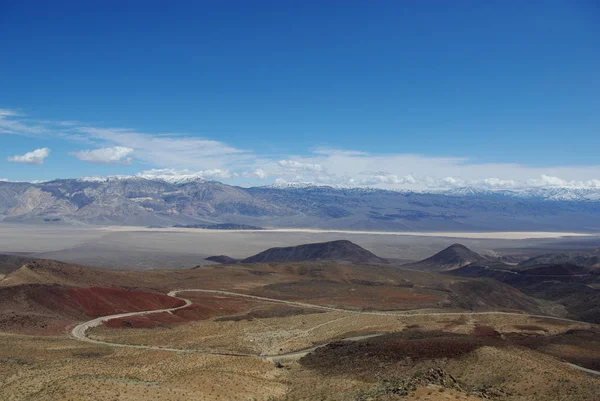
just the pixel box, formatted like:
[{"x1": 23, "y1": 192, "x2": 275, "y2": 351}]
[
  {"x1": 205, "y1": 255, "x2": 239, "y2": 264},
  {"x1": 448, "y1": 262, "x2": 600, "y2": 323},
  {"x1": 0, "y1": 255, "x2": 559, "y2": 334},
  {"x1": 0, "y1": 259, "x2": 134, "y2": 288},
  {"x1": 519, "y1": 249, "x2": 600, "y2": 269},
  {"x1": 402, "y1": 244, "x2": 488, "y2": 272},
  {"x1": 0, "y1": 254, "x2": 37, "y2": 274},
  {"x1": 240, "y1": 240, "x2": 388, "y2": 265},
  {"x1": 0, "y1": 284, "x2": 184, "y2": 334}
]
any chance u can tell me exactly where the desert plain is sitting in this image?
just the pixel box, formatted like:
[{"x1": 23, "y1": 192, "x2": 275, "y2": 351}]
[{"x1": 0, "y1": 225, "x2": 599, "y2": 400}]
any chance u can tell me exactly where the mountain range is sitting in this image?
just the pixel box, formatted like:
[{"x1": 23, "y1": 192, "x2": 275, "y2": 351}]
[{"x1": 2, "y1": 177, "x2": 600, "y2": 231}]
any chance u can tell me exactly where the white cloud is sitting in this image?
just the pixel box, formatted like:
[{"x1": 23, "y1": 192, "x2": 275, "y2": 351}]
[
  {"x1": 242, "y1": 169, "x2": 268, "y2": 180},
  {"x1": 440, "y1": 176, "x2": 464, "y2": 187},
  {"x1": 477, "y1": 178, "x2": 518, "y2": 189},
  {"x1": 199, "y1": 169, "x2": 233, "y2": 179},
  {"x1": 0, "y1": 109, "x2": 21, "y2": 117},
  {"x1": 278, "y1": 160, "x2": 324, "y2": 172},
  {"x1": 71, "y1": 146, "x2": 134, "y2": 164},
  {"x1": 353, "y1": 173, "x2": 417, "y2": 186},
  {"x1": 78, "y1": 127, "x2": 249, "y2": 170},
  {"x1": 525, "y1": 175, "x2": 600, "y2": 189},
  {"x1": 313, "y1": 148, "x2": 368, "y2": 157},
  {"x1": 266, "y1": 150, "x2": 600, "y2": 190},
  {"x1": 136, "y1": 168, "x2": 232, "y2": 181},
  {"x1": 404, "y1": 175, "x2": 417, "y2": 184},
  {"x1": 7, "y1": 148, "x2": 51, "y2": 165},
  {"x1": 530, "y1": 175, "x2": 568, "y2": 187},
  {"x1": 0, "y1": 109, "x2": 50, "y2": 136},
  {"x1": 3, "y1": 109, "x2": 600, "y2": 191},
  {"x1": 0, "y1": 178, "x2": 8, "y2": 182}
]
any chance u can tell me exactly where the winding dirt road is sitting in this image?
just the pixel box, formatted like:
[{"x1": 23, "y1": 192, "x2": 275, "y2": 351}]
[
  {"x1": 71, "y1": 293, "x2": 198, "y2": 353},
  {"x1": 70, "y1": 289, "x2": 600, "y2": 375}
]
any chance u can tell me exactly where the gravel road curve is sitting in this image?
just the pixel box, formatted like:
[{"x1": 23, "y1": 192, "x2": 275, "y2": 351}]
[{"x1": 71, "y1": 288, "x2": 600, "y2": 376}]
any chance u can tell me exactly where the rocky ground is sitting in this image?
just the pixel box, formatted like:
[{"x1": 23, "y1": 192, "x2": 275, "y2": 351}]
[{"x1": 0, "y1": 257, "x2": 598, "y2": 400}]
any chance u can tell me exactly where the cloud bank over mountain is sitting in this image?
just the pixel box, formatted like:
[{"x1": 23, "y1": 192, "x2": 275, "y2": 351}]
[
  {"x1": 70, "y1": 146, "x2": 134, "y2": 165},
  {"x1": 2, "y1": 108, "x2": 599, "y2": 190}
]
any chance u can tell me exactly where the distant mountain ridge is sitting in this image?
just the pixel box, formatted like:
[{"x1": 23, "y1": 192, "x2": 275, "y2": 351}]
[
  {"x1": 518, "y1": 249, "x2": 600, "y2": 269},
  {"x1": 270, "y1": 181, "x2": 600, "y2": 202},
  {"x1": 2, "y1": 178, "x2": 600, "y2": 231},
  {"x1": 440, "y1": 186, "x2": 600, "y2": 202}
]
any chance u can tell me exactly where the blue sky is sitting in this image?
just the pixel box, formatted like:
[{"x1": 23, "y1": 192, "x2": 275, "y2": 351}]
[{"x1": 1, "y1": 1, "x2": 599, "y2": 189}]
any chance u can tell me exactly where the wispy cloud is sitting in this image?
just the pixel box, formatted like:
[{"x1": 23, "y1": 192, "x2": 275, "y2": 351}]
[
  {"x1": 0, "y1": 110, "x2": 48, "y2": 136},
  {"x1": 71, "y1": 146, "x2": 134, "y2": 165},
  {"x1": 2, "y1": 108, "x2": 600, "y2": 190},
  {"x1": 0, "y1": 109, "x2": 21, "y2": 117},
  {"x1": 278, "y1": 159, "x2": 324, "y2": 173},
  {"x1": 77, "y1": 127, "x2": 250, "y2": 170},
  {"x1": 7, "y1": 148, "x2": 51, "y2": 165},
  {"x1": 242, "y1": 168, "x2": 268, "y2": 180},
  {"x1": 266, "y1": 151, "x2": 600, "y2": 190},
  {"x1": 135, "y1": 168, "x2": 233, "y2": 181}
]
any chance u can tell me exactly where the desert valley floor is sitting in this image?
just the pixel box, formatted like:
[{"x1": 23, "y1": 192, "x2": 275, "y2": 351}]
[{"x1": 1, "y1": 226, "x2": 599, "y2": 400}]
